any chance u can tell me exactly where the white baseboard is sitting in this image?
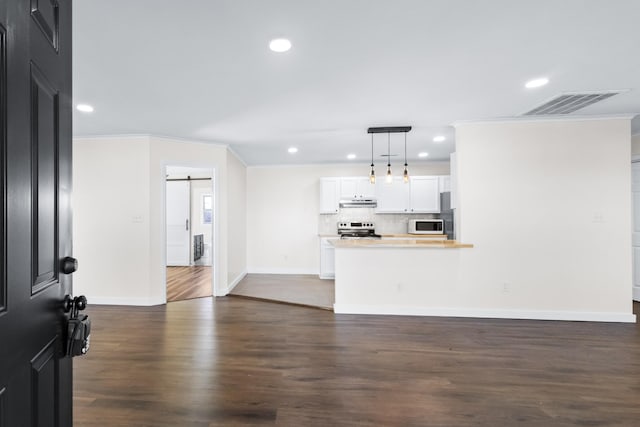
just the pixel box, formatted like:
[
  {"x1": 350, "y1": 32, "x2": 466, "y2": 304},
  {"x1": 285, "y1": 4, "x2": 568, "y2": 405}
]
[
  {"x1": 634, "y1": 286, "x2": 640, "y2": 302},
  {"x1": 247, "y1": 267, "x2": 318, "y2": 275},
  {"x1": 225, "y1": 270, "x2": 247, "y2": 294},
  {"x1": 87, "y1": 296, "x2": 165, "y2": 306},
  {"x1": 333, "y1": 304, "x2": 637, "y2": 323}
]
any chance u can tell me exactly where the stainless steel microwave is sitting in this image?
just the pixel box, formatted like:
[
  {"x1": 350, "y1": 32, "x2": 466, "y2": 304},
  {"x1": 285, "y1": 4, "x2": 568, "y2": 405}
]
[{"x1": 408, "y1": 219, "x2": 444, "y2": 235}]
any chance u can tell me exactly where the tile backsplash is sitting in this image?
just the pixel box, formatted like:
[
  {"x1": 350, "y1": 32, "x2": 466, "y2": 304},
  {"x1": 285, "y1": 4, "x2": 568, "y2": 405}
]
[{"x1": 318, "y1": 208, "x2": 438, "y2": 235}]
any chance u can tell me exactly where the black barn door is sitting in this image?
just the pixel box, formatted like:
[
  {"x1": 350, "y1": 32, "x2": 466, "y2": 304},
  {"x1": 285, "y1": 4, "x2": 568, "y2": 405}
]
[{"x1": 0, "y1": 0, "x2": 73, "y2": 426}]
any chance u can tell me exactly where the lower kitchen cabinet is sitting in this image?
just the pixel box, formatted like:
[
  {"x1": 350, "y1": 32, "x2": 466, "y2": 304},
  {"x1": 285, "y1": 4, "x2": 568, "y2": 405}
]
[{"x1": 319, "y1": 238, "x2": 336, "y2": 279}]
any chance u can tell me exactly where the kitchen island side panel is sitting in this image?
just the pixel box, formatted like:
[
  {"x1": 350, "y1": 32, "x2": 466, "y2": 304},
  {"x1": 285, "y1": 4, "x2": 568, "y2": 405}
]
[
  {"x1": 333, "y1": 245, "x2": 635, "y2": 322},
  {"x1": 334, "y1": 247, "x2": 463, "y2": 309}
]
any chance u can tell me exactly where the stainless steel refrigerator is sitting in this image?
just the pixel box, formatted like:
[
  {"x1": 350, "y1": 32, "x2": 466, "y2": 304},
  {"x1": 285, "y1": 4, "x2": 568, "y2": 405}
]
[{"x1": 440, "y1": 192, "x2": 455, "y2": 240}]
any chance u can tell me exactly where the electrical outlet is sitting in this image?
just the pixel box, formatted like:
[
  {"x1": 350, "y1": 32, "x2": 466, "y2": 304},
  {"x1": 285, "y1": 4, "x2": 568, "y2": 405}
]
[{"x1": 502, "y1": 282, "x2": 510, "y2": 293}]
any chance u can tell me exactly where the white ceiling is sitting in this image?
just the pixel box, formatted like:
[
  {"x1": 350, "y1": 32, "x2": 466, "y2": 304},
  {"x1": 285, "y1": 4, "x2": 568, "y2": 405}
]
[{"x1": 73, "y1": 0, "x2": 640, "y2": 166}]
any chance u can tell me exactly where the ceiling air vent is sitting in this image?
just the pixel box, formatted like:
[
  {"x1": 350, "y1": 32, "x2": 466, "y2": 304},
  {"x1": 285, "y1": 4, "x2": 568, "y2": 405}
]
[{"x1": 523, "y1": 91, "x2": 623, "y2": 116}]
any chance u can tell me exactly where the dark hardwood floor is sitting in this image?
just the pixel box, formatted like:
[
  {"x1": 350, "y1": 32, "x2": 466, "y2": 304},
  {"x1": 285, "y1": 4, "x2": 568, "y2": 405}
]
[
  {"x1": 166, "y1": 266, "x2": 212, "y2": 302},
  {"x1": 229, "y1": 274, "x2": 334, "y2": 310},
  {"x1": 74, "y1": 299, "x2": 640, "y2": 426}
]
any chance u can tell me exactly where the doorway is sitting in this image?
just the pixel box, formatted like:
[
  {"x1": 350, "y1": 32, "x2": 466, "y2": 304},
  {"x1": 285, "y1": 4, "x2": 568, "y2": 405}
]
[
  {"x1": 165, "y1": 166, "x2": 214, "y2": 302},
  {"x1": 633, "y1": 157, "x2": 640, "y2": 302}
]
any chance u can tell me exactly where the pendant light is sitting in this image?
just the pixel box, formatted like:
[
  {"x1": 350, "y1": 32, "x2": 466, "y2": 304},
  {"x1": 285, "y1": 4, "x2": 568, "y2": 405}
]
[
  {"x1": 369, "y1": 133, "x2": 376, "y2": 184},
  {"x1": 367, "y1": 126, "x2": 412, "y2": 183},
  {"x1": 385, "y1": 132, "x2": 393, "y2": 183},
  {"x1": 403, "y1": 132, "x2": 409, "y2": 183}
]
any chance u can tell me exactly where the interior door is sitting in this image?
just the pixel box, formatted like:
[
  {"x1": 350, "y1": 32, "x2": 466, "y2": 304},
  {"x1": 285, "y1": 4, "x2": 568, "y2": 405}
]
[
  {"x1": 166, "y1": 180, "x2": 191, "y2": 266},
  {"x1": 0, "y1": 0, "x2": 74, "y2": 425},
  {"x1": 632, "y1": 161, "x2": 640, "y2": 301}
]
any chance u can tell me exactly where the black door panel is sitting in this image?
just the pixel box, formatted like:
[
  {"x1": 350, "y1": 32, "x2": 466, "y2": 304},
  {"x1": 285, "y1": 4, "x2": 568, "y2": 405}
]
[
  {"x1": 0, "y1": 0, "x2": 72, "y2": 425},
  {"x1": 31, "y1": 62, "x2": 60, "y2": 293}
]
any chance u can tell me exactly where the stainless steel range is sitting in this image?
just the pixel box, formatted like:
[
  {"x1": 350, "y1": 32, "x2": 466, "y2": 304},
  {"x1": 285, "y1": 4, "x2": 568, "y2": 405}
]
[{"x1": 337, "y1": 221, "x2": 382, "y2": 239}]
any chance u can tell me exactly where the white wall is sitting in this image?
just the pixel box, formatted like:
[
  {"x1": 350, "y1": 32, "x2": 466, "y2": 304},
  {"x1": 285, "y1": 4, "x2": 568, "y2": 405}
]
[
  {"x1": 73, "y1": 135, "x2": 247, "y2": 305},
  {"x1": 455, "y1": 118, "x2": 633, "y2": 318},
  {"x1": 246, "y1": 162, "x2": 449, "y2": 274},
  {"x1": 73, "y1": 136, "x2": 152, "y2": 304},
  {"x1": 227, "y1": 152, "x2": 247, "y2": 289}
]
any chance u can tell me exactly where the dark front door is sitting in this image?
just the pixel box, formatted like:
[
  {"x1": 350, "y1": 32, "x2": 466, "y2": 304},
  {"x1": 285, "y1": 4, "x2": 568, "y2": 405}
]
[{"x1": 0, "y1": 0, "x2": 73, "y2": 426}]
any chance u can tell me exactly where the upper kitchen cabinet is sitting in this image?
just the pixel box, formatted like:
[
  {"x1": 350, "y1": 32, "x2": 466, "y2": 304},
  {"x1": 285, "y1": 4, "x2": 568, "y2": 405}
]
[
  {"x1": 409, "y1": 176, "x2": 440, "y2": 213},
  {"x1": 375, "y1": 177, "x2": 410, "y2": 212},
  {"x1": 319, "y1": 177, "x2": 340, "y2": 214},
  {"x1": 439, "y1": 175, "x2": 452, "y2": 193},
  {"x1": 340, "y1": 177, "x2": 375, "y2": 199},
  {"x1": 375, "y1": 176, "x2": 440, "y2": 213}
]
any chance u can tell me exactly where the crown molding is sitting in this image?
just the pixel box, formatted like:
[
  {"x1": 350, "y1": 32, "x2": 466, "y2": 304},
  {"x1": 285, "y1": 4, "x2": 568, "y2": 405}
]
[{"x1": 452, "y1": 114, "x2": 637, "y2": 128}]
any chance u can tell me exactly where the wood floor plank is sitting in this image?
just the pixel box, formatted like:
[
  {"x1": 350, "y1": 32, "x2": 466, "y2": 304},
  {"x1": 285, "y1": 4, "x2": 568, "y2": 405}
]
[
  {"x1": 166, "y1": 266, "x2": 212, "y2": 302},
  {"x1": 74, "y1": 297, "x2": 640, "y2": 426}
]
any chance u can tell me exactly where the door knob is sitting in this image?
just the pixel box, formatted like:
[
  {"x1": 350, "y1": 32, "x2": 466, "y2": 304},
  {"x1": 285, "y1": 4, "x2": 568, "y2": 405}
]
[
  {"x1": 61, "y1": 257, "x2": 78, "y2": 274},
  {"x1": 63, "y1": 295, "x2": 87, "y2": 313}
]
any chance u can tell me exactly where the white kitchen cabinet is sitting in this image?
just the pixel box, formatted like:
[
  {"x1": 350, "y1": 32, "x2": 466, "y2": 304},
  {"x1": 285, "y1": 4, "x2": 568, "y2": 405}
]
[
  {"x1": 439, "y1": 175, "x2": 451, "y2": 193},
  {"x1": 319, "y1": 178, "x2": 340, "y2": 214},
  {"x1": 340, "y1": 177, "x2": 375, "y2": 199},
  {"x1": 375, "y1": 176, "x2": 410, "y2": 212},
  {"x1": 375, "y1": 176, "x2": 440, "y2": 213},
  {"x1": 319, "y1": 238, "x2": 336, "y2": 279},
  {"x1": 409, "y1": 176, "x2": 440, "y2": 213}
]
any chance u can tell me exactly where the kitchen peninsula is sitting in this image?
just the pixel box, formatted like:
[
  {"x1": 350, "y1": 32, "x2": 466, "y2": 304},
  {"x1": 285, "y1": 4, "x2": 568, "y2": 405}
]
[{"x1": 331, "y1": 238, "x2": 474, "y2": 316}]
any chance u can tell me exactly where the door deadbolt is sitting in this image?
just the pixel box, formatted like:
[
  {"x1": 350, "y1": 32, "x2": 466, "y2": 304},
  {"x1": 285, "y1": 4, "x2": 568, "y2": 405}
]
[{"x1": 61, "y1": 257, "x2": 78, "y2": 274}]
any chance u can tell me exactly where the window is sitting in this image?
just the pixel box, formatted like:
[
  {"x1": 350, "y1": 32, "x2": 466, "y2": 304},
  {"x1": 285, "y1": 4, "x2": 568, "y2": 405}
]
[{"x1": 202, "y1": 194, "x2": 213, "y2": 224}]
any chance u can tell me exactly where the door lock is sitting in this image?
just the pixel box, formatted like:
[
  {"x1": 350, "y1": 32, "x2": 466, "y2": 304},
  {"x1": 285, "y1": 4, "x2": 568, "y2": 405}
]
[{"x1": 64, "y1": 295, "x2": 91, "y2": 357}]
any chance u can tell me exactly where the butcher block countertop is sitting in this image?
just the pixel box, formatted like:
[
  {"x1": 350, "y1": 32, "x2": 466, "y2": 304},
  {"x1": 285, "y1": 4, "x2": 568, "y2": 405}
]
[
  {"x1": 329, "y1": 239, "x2": 473, "y2": 249},
  {"x1": 378, "y1": 234, "x2": 448, "y2": 239},
  {"x1": 318, "y1": 234, "x2": 448, "y2": 239}
]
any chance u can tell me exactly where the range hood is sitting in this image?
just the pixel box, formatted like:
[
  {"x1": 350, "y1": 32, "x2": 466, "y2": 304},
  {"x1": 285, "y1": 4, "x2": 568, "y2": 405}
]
[{"x1": 339, "y1": 198, "x2": 377, "y2": 208}]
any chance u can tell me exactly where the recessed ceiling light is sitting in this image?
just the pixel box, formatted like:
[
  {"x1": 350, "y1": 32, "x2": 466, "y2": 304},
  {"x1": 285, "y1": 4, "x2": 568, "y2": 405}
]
[
  {"x1": 525, "y1": 77, "x2": 549, "y2": 89},
  {"x1": 288, "y1": 147, "x2": 298, "y2": 154},
  {"x1": 347, "y1": 154, "x2": 356, "y2": 160},
  {"x1": 76, "y1": 104, "x2": 94, "y2": 113},
  {"x1": 269, "y1": 38, "x2": 292, "y2": 53},
  {"x1": 433, "y1": 135, "x2": 445, "y2": 143},
  {"x1": 418, "y1": 152, "x2": 429, "y2": 158}
]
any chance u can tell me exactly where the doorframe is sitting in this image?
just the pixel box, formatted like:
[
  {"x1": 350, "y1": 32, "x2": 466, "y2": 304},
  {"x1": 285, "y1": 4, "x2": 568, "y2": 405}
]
[
  {"x1": 632, "y1": 154, "x2": 640, "y2": 302},
  {"x1": 160, "y1": 163, "x2": 219, "y2": 300}
]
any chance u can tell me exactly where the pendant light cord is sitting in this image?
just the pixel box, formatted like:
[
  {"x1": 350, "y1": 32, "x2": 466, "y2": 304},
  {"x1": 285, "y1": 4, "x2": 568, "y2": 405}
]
[
  {"x1": 371, "y1": 133, "x2": 374, "y2": 167},
  {"x1": 404, "y1": 133, "x2": 407, "y2": 167},
  {"x1": 387, "y1": 133, "x2": 391, "y2": 167}
]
